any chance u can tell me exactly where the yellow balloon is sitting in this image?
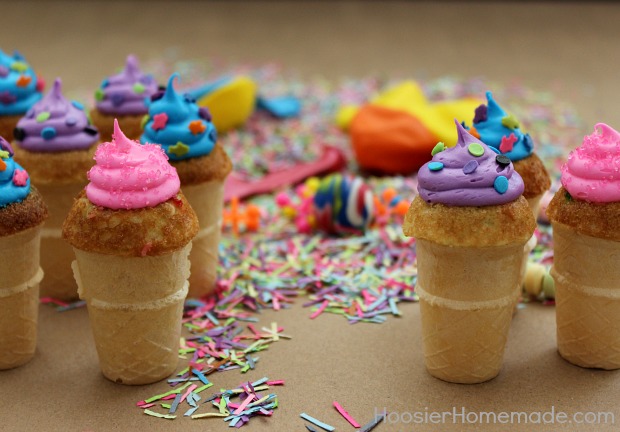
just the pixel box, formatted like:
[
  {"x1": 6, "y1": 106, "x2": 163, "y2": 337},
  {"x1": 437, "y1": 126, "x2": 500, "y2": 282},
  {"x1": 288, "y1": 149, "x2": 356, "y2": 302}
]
[{"x1": 196, "y1": 76, "x2": 257, "y2": 133}]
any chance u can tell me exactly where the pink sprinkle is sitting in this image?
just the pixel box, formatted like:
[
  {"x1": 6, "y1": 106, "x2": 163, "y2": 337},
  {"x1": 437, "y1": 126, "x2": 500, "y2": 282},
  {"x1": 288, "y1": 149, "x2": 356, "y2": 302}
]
[
  {"x1": 275, "y1": 192, "x2": 290, "y2": 206},
  {"x1": 333, "y1": 401, "x2": 361, "y2": 428},
  {"x1": 266, "y1": 380, "x2": 285, "y2": 386},
  {"x1": 310, "y1": 300, "x2": 329, "y2": 319},
  {"x1": 180, "y1": 384, "x2": 197, "y2": 403},
  {"x1": 151, "y1": 112, "x2": 168, "y2": 131},
  {"x1": 233, "y1": 394, "x2": 255, "y2": 415},
  {"x1": 138, "y1": 403, "x2": 156, "y2": 409},
  {"x1": 12, "y1": 169, "x2": 29, "y2": 186},
  {"x1": 272, "y1": 295, "x2": 281, "y2": 310}
]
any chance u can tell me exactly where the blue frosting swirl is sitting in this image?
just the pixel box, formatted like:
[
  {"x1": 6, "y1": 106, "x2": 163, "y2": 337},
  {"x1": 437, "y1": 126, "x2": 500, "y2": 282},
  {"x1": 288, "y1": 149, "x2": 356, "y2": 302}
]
[
  {"x1": 140, "y1": 73, "x2": 216, "y2": 161},
  {"x1": 0, "y1": 49, "x2": 42, "y2": 116},
  {"x1": 0, "y1": 136, "x2": 30, "y2": 207},
  {"x1": 472, "y1": 91, "x2": 533, "y2": 162}
]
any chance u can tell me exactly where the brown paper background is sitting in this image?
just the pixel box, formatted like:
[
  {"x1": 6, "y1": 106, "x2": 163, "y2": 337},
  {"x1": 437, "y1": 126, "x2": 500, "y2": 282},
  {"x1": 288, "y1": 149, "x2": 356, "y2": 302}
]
[{"x1": 1, "y1": 2, "x2": 620, "y2": 431}]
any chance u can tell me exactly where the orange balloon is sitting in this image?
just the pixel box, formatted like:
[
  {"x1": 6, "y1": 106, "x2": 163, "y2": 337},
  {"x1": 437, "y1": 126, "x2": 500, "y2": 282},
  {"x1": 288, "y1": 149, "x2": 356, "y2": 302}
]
[{"x1": 350, "y1": 105, "x2": 438, "y2": 175}]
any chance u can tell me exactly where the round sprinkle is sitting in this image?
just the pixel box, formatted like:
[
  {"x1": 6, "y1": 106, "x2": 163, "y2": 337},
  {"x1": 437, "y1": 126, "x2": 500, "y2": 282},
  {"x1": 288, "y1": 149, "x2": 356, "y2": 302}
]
[
  {"x1": 101, "y1": 78, "x2": 110, "y2": 88},
  {"x1": 65, "y1": 116, "x2": 77, "y2": 127},
  {"x1": 13, "y1": 127, "x2": 26, "y2": 141},
  {"x1": 71, "y1": 100, "x2": 84, "y2": 111},
  {"x1": 10, "y1": 61, "x2": 28, "y2": 72},
  {"x1": 0, "y1": 66, "x2": 9, "y2": 78},
  {"x1": 494, "y1": 176, "x2": 509, "y2": 194},
  {"x1": 94, "y1": 89, "x2": 104, "y2": 101},
  {"x1": 36, "y1": 112, "x2": 50, "y2": 123},
  {"x1": 431, "y1": 142, "x2": 445, "y2": 156},
  {"x1": 41, "y1": 127, "x2": 57, "y2": 140},
  {"x1": 463, "y1": 160, "x2": 478, "y2": 174},
  {"x1": 133, "y1": 83, "x2": 146, "y2": 94},
  {"x1": 111, "y1": 93, "x2": 125, "y2": 106},
  {"x1": 496, "y1": 155, "x2": 511, "y2": 167},
  {"x1": 468, "y1": 143, "x2": 484, "y2": 157},
  {"x1": 428, "y1": 161, "x2": 444, "y2": 171}
]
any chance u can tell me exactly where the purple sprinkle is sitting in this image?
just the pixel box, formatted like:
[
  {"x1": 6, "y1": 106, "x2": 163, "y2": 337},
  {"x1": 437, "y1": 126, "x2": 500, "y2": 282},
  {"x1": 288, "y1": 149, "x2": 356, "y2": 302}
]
[
  {"x1": 25, "y1": 108, "x2": 34, "y2": 118},
  {"x1": 473, "y1": 104, "x2": 487, "y2": 123},
  {"x1": 0, "y1": 136, "x2": 14, "y2": 155},
  {"x1": 65, "y1": 116, "x2": 77, "y2": 127},
  {"x1": 110, "y1": 93, "x2": 125, "y2": 107},
  {"x1": 198, "y1": 107, "x2": 212, "y2": 121},
  {"x1": 463, "y1": 160, "x2": 478, "y2": 174},
  {"x1": 140, "y1": 75, "x2": 154, "y2": 85},
  {"x1": 0, "y1": 66, "x2": 9, "y2": 78},
  {"x1": 151, "y1": 90, "x2": 165, "y2": 102},
  {"x1": 0, "y1": 91, "x2": 17, "y2": 104}
]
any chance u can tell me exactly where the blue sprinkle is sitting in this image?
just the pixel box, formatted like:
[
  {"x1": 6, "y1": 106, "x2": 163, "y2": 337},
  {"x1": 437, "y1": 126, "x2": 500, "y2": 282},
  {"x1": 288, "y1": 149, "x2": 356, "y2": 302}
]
[
  {"x1": 101, "y1": 78, "x2": 109, "y2": 88},
  {"x1": 41, "y1": 127, "x2": 57, "y2": 140},
  {"x1": 209, "y1": 128, "x2": 217, "y2": 142},
  {"x1": 463, "y1": 160, "x2": 478, "y2": 174},
  {"x1": 71, "y1": 100, "x2": 84, "y2": 110},
  {"x1": 494, "y1": 176, "x2": 509, "y2": 194},
  {"x1": 65, "y1": 116, "x2": 77, "y2": 127},
  {"x1": 428, "y1": 161, "x2": 444, "y2": 171}
]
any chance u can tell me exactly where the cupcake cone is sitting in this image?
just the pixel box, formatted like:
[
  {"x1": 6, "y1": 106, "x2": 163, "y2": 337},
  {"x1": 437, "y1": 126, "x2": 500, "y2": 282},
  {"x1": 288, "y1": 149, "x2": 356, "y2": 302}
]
[
  {"x1": 71, "y1": 244, "x2": 191, "y2": 384},
  {"x1": 0, "y1": 227, "x2": 44, "y2": 370},
  {"x1": 182, "y1": 180, "x2": 224, "y2": 298},
  {"x1": 417, "y1": 240, "x2": 523, "y2": 383},
  {"x1": 63, "y1": 120, "x2": 198, "y2": 385},
  {"x1": 551, "y1": 223, "x2": 620, "y2": 369}
]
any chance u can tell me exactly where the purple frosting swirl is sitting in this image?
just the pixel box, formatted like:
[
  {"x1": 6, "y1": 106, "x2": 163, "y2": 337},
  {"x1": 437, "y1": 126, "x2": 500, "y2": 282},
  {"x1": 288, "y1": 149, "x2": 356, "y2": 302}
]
[
  {"x1": 95, "y1": 55, "x2": 157, "y2": 115},
  {"x1": 417, "y1": 121, "x2": 524, "y2": 206},
  {"x1": 15, "y1": 78, "x2": 99, "y2": 152}
]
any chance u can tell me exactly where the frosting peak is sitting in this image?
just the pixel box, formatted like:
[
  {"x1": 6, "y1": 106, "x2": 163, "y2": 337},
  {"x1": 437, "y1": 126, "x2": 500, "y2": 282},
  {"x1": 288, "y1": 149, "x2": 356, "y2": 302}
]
[
  {"x1": 417, "y1": 120, "x2": 525, "y2": 206},
  {"x1": 561, "y1": 123, "x2": 620, "y2": 203},
  {"x1": 140, "y1": 73, "x2": 217, "y2": 161},
  {"x1": 0, "y1": 49, "x2": 43, "y2": 116},
  {"x1": 15, "y1": 78, "x2": 99, "y2": 152},
  {"x1": 95, "y1": 54, "x2": 158, "y2": 115},
  {"x1": 472, "y1": 91, "x2": 534, "y2": 162},
  {"x1": 0, "y1": 135, "x2": 31, "y2": 207},
  {"x1": 86, "y1": 120, "x2": 180, "y2": 210}
]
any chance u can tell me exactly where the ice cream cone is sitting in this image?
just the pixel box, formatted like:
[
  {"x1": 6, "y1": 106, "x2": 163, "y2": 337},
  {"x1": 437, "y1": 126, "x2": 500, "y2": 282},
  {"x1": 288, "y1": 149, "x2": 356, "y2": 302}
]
[
  {"x1": 416, "y1": 239, "x2": 523, "y2": 383},
  {"x1": 526, "y1": 193, "x2": 543, "y2": 221},
  {"x1": 551, "y1": 223, "x2": 620, "y2": 369},
  {"x1": 71, "y1": 244, "x2": 191, "y2": 384},
  {"x1": 182, "y1": 180, "x2": 224, "y2": 298},
  {"x1": 36, "y1": 182, "x2": 85, "y2": 300},
  {"x1": 0, "y1": 226, "x2": 44, "y2": 370}
]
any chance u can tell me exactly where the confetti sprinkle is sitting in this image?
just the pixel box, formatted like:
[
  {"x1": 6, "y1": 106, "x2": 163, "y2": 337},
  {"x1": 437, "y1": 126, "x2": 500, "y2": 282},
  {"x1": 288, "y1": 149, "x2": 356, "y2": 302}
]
[
  {"x1": 428, "y1": 161, "x2": 444, "y2": 171},
  {"x1": 499, "y1": 133, "x2": 518, "y2": 153},
  {"x1": 16, "y1": 75, "x2": 31, "y2": 87},
  {"x1": 36, "y1": 112, "x2": 50, "y2": 123},
  {"x1": 467, "y1": 142, "x2": 484, "y2": 157},
  {"x1": 12, "y1": 169, "x2": 28, "y2": 186},
  {"x1": 300, "y1": 413, "x2": 335, "y2": 431},
  {"x1": 431, "y1": 142, "x2": 445, "y2": 156},
  {"x1": 71, "y1": 100, "x2": 84, "y2": 110},
  {"x1": 151, "y1": 112, "x2": 168, "y2": 130},
  {"x1": 333, "y1": 401, "x2": 361, "y2": 428},
  {"x1": 168, "y1": 141, "x2": 189, "y2": 157},
  {"x1": 188, "y1": 120, "x2": 206, "y2": 135},
  {"x1": 501, "y1": 114, "x2": 520, "y2": 129}
]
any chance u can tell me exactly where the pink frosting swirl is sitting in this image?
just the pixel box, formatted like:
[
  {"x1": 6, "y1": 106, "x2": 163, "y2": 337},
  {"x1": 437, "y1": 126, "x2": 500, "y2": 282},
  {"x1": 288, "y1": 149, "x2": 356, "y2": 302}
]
[
  {"x1": 561, "y1": 123, "x2": 620, "y2": 203},
  {"x1": 86, "y1": 119, "x2": 180, "y2": 209}
]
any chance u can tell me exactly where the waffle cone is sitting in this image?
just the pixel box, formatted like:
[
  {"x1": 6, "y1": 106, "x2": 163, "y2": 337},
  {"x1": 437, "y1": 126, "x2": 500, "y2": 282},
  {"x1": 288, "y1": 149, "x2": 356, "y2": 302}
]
[
  {"x1": 416, "y1": 239, "x2": 523, "y2": 383},
  {"x1": 181, "y1": 181, "x2": 223, "y2": 298},
  {"x1": 72, "y1": 243, "x2": 192, "y2": 385},
  {"x1": 37, "y1": 182, "x2": 85, "y2": 300},
  {"x1": 0, "y1": 227, "x2": 44, "y2": 370},
  {"x1": 551, "y1": 222, "x2": 620, "y2": 369}
]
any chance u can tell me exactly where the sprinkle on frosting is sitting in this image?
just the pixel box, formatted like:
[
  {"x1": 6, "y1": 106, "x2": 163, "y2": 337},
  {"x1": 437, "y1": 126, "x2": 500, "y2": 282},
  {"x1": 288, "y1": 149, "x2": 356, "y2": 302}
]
[
  {"x1": 15, "y1": 78, "x2": 99, "y2": 152},
  {"x1": 0, "y1": 136, "x2": 30, "y2": 207},
  {"x1": 95, "y1": 55, "x2": 158, "y2": 115},
  {"x1": 86, "y1": 119, "x2": 180, "y2": 210},
  {"x1": 473, "y1": 91, "x2": 534, "y2": 162},
  {"x1": 561, "y1": 123, "x2": 620, "y2": 203},
  {"x1": 0, "y1": 49, "x2": 42, "y2": 116},
  {"x1": 140, "y1": 73, "x2": 217, "y2": 161},
  {"x1": 417, "y1": 120, "x2": 525, "y2": 206}
]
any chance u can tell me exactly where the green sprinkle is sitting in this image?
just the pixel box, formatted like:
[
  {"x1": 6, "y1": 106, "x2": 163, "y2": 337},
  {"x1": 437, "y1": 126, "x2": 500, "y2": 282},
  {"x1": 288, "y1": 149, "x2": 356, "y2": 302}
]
[
  {"x1": 431, "y1": 142, "x2": 445, "y2": 156},
  {"x1": 10, "y1": 61, "x2": 28, "y2": 72},
  {"x1": 565, "y1": 191, "x2": 572, "y2": 201},
  {"x1": 36, "y1": 112, "x2": 50, "y2": 123},
  {"x1": 501, "y1": 114, "x2": 520, "y2": 129},
  {"x1": 94, "y1": 89, "x2": 105, "y2": 101},
  {"x1": 468, "y1": 143, "x2": 484, "y2": 157},
  {"x1": 133, "y1": 83, "x2": 146, "y2": 94}
]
